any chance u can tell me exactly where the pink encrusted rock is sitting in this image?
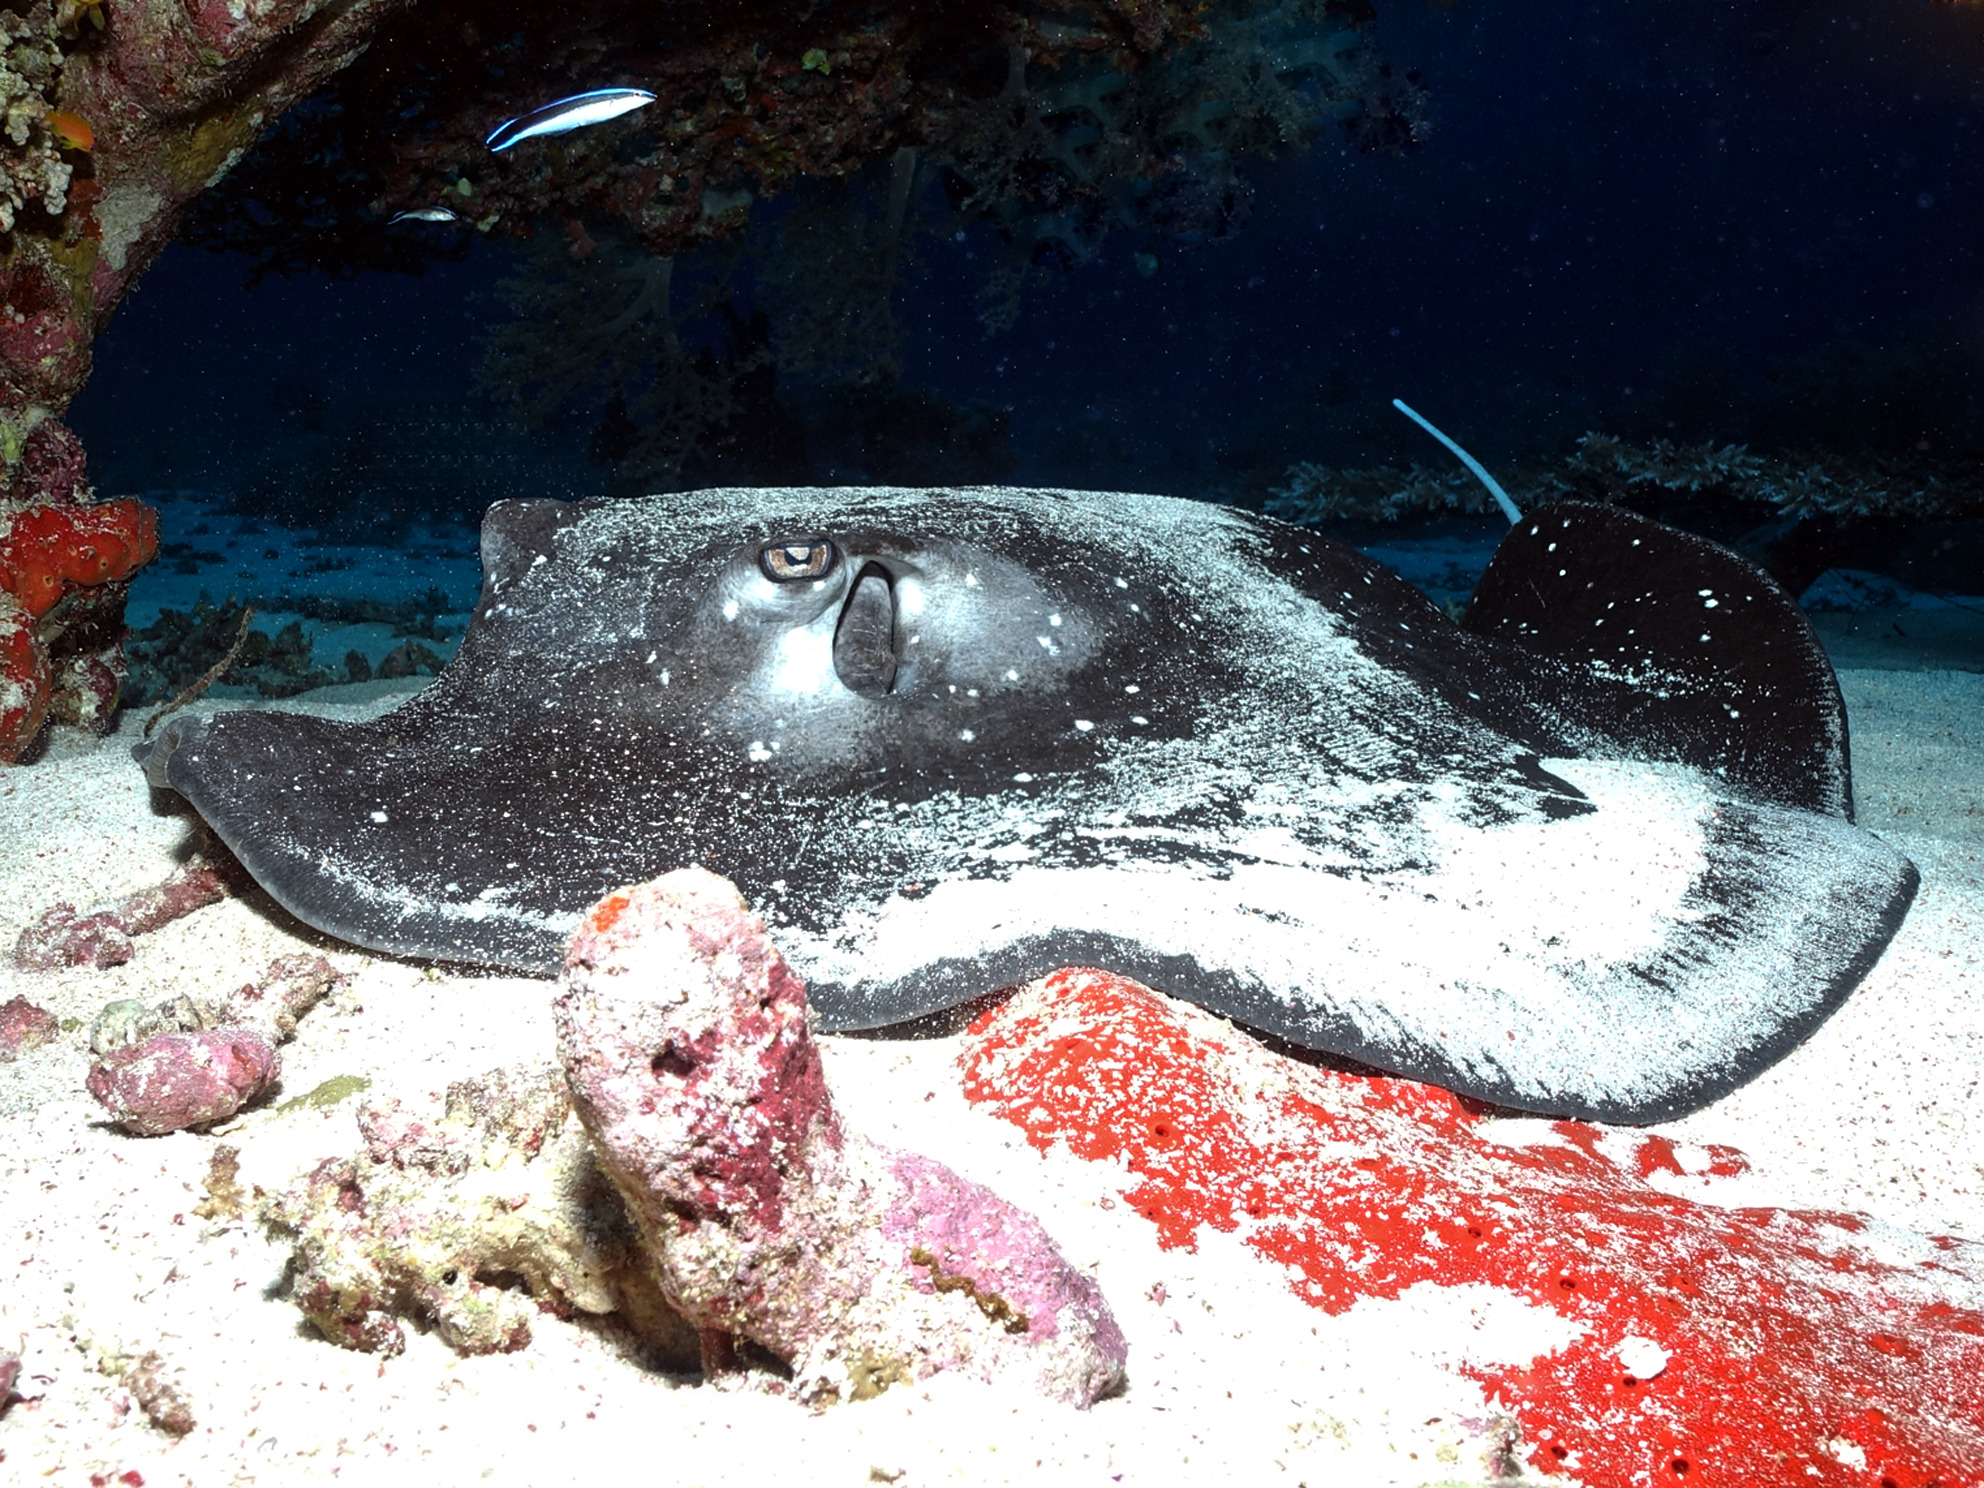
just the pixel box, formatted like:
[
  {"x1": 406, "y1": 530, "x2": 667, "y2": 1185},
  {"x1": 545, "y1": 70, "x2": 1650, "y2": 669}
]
[
  {"x1": 86, "y1": 1027, "x2": 279, "y2": 1136},
  {"x1": 13, "y1": 853, "x2": 238, "y2": 971},
  {"x1": 553, "y1": 868, "x2": 1127, "y2": 1407},
  {"x1": 0, "y1": 995, "x2": 59, "y2": 1060},
  {"x1": 0, "y1": 1346, "x2": 19, "y2": 1408}
]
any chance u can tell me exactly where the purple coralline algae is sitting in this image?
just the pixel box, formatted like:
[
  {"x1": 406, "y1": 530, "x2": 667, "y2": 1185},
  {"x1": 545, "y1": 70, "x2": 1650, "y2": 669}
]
[
  {"x1": 0, "y1": 994, "x2": 58, "y2": 1060},
  {"x1": 83, "y1": 953, "x2": 343, "y2": 1135},
  {"x1": 88, "y1": 951, "x2": 343, "y2": 1054},
  {"x1": 553, "y1": 867, "x2": 1127, "y2": 1407},
  {"x1": 85, "y1": 1027, "x2": 279, "y2": 1136},
  {"x1": 13, "y1": 852, "x2": 238, "y2": 971}
]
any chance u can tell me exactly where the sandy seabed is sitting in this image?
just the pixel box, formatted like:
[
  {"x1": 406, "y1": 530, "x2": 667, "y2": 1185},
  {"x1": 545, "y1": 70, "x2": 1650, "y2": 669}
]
[{"x1": 0, "y1": 666, "x2": 1978, "y2": 1488}]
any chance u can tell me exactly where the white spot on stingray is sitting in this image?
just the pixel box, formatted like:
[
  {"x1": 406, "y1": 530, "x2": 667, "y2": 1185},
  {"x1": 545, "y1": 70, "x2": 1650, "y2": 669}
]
[
  {"x1": 370, "y1": 810, "x2": 389, "y2": 823},
  {"x1": 1013, "y1": 772, "x2": 1034, "y2": 783},
  {"x1": 1699, "y1": 633, "x2": 1711, "y2": 643},
  {"x1": 530, "y1": 554, "x2": 547, "y2": 567},
  {"x1": 660, "y1": 669, "x2": 671, "y2": 685},
  {"x1": 723, "y1": 599, "x2": 739, "y2": 621},
  {"x1": 959, "y1": 729, "x2": 976, "y2": 742},
  {"x1": 965, "y1": 572, "x2": 979, "y2": 587},
  {"x1": 1049, "y1": 613, "x2": 1063, "y2": 627},
  {"x1": 1125, "y1": 684, "x2": 1141, "y2": 693},
  {"x1": 1131, "y1": 715, "x2": 1149, "y2": 725},
  {"x1": 1005, "y1": 669, "x2": 1020, "y2": 681},
  {"x1": 646, "y1": 651, "x2": 657, "y2": 664},
  {"x1": 747, "y1": 741, "x2": 773, "y2": 762},
  {"x1": 1114, "y1": 577, "x2": 1129, "y2": 588},
  {"x1": 1704, "y1": 598, "x2": 1720, "y2": 609},
  {"x1": 1075, "y1": 719, "x2": 1095, "y2": 732}
]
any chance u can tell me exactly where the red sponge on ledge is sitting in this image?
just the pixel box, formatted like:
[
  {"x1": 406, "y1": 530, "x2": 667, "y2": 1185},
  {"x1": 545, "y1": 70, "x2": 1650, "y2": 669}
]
[
  {"x1": 0, "y1": 494, "x2": 160, "y2": 761},
  {"x1": 0, "y1": 496, "x2": 160, "y2": 618}
]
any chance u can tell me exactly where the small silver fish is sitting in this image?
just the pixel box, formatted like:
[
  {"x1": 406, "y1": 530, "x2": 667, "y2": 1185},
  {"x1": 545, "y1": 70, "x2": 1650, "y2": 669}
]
[
  {"x1": 485, "y1": 87, "x2": 657, "y2": 152},
  {"x1": 389, "y1": 207, "x2": 463, "y2": 224}
]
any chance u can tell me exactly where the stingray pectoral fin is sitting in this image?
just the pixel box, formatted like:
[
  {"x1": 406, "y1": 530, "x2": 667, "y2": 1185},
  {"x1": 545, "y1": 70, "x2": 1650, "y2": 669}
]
[
  {"x1": 1466, "y1": 501, "x2": 1852, "y2": 819},
  {"x1": 1293, "y1": 765, "x2": 1921, "y2": 1123},
  {"x1": 137, "y1": 708, "x2": 584, "y2": 972},
  {"x1": 788, "y1": 759, "x2": 1916, "y2": 1124}
]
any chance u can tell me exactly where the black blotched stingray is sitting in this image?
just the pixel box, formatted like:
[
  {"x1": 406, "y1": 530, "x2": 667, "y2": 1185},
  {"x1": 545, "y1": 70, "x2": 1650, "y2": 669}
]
[{"x1": 137, "y1": 487, "x2": 1917, "y2": 1123}]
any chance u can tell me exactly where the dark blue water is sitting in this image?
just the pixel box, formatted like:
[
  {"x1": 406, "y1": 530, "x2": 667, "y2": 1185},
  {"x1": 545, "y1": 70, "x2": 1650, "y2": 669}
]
[{"x1": 72, "y1": 0, "x2": 1984, "y2": 562}]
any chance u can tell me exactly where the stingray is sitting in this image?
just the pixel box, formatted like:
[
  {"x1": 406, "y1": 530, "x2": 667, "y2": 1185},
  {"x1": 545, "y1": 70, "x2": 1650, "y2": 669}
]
[{"x1": 136, "y1": 487, "x2": 1917, "y2": 1123}]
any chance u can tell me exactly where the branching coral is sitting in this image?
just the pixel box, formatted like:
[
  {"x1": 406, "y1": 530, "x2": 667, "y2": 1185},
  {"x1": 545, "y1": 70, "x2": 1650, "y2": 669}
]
[
  {"x1": 0, "y1": 1, "x2": 76, "y2": 236},
  {"x1": 188, "y1": 0, "x2": 1416, "y2": 315},
  {"x1": 1267, "y1": 460, "x2": 1507, "y2": 523},
  {"x1": 945, "y1": 0, "x2": 1412, "y2": 328},
  {"x1": 1271, "y1": 432, "x2": 1984, "y2": 528}
]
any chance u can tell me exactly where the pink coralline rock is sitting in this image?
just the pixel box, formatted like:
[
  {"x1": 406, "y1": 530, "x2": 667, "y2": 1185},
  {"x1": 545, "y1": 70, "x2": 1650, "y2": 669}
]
[
  {"x1": 0, "y1": 1345, "x2": 18, "y2": 1413},
  {"x1": 553, "y1": 868, "x2": 1127, "y2": 1407},
  {"x1": 0, "y1": 994, "x2": 59, "y2": 1060},
  {"x1": 14, "y1": 852, "x2": 238, "y2": 970},
  {"x1": 87, "y1": 952, "x2": 343, "y2": 1057},
  {"x1": 86, "y1": 1027, "x2": 279, "y2": 1136}
]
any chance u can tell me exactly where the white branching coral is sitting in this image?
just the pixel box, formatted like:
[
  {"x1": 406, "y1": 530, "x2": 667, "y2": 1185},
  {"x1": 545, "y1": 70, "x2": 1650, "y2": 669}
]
[
  {"x1": 1272, "y1": 433, "x2": 1984, "y2": 525},
  {"x1": 0, "y1": 1, "x2": 73, "y2": 233}
]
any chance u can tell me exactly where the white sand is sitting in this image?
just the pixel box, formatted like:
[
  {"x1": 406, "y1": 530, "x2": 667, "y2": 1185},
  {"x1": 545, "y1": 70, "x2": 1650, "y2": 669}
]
[{"x1": 0, "y1": 667, "x2": 1978, "y2": 1487}]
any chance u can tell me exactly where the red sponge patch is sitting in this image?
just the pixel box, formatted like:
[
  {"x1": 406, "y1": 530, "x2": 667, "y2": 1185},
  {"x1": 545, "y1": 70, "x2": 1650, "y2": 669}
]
[
  {"x1": 0, "y1": 496, "x2": 161, "y2": 619},
  {"x1": 961, "y1": 968, "x2": 1984, "y2": 1488}
]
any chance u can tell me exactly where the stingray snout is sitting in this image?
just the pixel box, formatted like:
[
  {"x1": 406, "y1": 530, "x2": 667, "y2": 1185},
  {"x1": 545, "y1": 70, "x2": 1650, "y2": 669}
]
[{"x1": 834, "y1": 561, "x2": 899, "y2": 697}]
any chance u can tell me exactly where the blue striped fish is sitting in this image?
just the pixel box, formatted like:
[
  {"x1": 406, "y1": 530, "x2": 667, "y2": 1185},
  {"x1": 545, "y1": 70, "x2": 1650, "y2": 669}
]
[{"x1": 486, "y1": 88, "x2": 656, "y2": 152}]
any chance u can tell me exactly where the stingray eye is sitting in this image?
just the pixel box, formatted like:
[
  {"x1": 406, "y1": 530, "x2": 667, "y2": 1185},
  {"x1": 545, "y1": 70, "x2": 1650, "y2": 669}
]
[{"x1": 759, "y1": 538, "x2": 837, "y2": 583}]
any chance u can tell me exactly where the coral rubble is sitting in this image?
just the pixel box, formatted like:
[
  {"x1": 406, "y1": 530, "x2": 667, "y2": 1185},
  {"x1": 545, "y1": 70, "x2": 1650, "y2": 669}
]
[
  {"x1": 554, "y1": 868, "x2": 1127, "y2": 1406},
  {"x1": 261, "y1": 1063, "x2": 696, "y2": 1361},
  {"x1": 83, "y1": 952, "x2": 343, "y2": 1135},
  {"x1": 86, "y1": 1026, "x2": 280, "y2": 1136},
  {"x1": 14, "y1": 850, "x2": 237, "y2": 970},
  {"x1": 86, "y1": 951, "x2": 343, "y2": 1051},
  {"x1": 0, "y1": 994, "x2": 59, "y2": 1060}
]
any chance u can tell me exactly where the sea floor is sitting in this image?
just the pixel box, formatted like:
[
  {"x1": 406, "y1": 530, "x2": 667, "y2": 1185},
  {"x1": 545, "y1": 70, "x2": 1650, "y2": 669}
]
[{"x1": 0, "y1": 495, "x2": 1980, "y2": 1486}]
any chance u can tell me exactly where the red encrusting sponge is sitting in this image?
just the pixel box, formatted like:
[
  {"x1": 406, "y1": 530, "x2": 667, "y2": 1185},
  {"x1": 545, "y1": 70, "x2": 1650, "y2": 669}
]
[
  {"x1": 0, "y1": 491, "x2": 159, "y2": 761},
  {"x1": 961, "y1": 968, "x2": 1984, "y2": 1488},
  {"x1": 0, "y1": 496, "x2": 160, "y2": 618}
]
